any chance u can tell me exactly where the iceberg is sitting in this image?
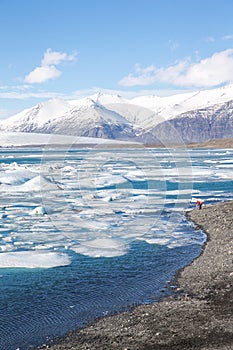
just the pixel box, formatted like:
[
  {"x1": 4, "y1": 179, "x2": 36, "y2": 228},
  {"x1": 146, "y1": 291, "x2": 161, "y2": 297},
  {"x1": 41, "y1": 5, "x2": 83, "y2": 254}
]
[
  {"x1": 0, "y1": 175, "x2": 59, "y2": 192},
  {"x1": 0, "y1": 169, "x2": 37, "y2": 185},
  {"x1": 30, "y1": 206, "x2": 47, "y2": 215},
  {"x1": 0, "y1": 250, "x2": 71, "y2": 268}
]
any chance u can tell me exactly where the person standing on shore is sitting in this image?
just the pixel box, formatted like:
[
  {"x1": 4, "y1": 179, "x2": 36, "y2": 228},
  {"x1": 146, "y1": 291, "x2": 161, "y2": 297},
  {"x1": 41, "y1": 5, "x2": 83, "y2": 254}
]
[{"x1": 196, "y1": 199, "x2": 203, "y2": 210}]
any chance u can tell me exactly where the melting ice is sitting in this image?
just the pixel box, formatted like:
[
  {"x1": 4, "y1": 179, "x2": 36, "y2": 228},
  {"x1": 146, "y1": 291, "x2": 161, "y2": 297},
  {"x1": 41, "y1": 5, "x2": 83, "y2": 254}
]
[{"x1": 0, "y1": 147, "x2": 232, "y2": 268}]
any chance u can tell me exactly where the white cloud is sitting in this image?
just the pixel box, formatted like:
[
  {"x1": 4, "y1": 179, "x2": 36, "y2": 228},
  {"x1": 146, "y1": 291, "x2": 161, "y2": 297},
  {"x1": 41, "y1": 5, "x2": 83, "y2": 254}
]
[
  {"x1": 205, "y1": 36, "x2": 216, "y2": 43},
  {"x1": 42, "y1": 48, "x2": 76, "y2": 66},
  {"x1": 118, "y1": 64, "x2": 158, "y2": 87},
  {"x1": 24, "y1": 65, "x2": 61, "y2": 84},
  {"x1": 0, "y1": 88, "x2": 65, "y2": 100},
  {"x1": 24, "y1": 48, "x2": 77, "y2": 84},
  {"x1": 222, "y1": 34, "x2": 233, "y2": 41},
  {"x1": 118, "y1": 49, "x2": 233, "y2": 88}
]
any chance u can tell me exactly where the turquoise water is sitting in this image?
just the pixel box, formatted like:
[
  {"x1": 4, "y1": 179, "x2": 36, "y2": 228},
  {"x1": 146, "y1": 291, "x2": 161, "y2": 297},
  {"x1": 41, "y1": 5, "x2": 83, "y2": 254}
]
[{"x1": 0, "y1": 147, "x2": 232, "y2": 349}]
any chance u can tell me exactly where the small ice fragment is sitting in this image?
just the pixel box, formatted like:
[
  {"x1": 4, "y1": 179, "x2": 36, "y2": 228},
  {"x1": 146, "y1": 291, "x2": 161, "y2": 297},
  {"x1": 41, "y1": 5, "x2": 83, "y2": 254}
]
[{"x1": 31, "y1": 206, "x2": 47, "y2": 215}]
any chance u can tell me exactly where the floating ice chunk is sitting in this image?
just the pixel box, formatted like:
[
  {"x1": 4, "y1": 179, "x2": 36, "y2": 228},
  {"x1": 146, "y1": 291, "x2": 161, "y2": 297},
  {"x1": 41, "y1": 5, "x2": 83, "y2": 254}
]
[
  {"x1": 2, "y1": 236, "x2": 12, "y2": 243},
  {"x1": 93, "y1": 190, "x2": 123, "y2": 202},
  {"x1": 143, "y1": 237, "x2": 171, "y2": 245},
  {"x1": 31, "y1": 206, "x2": 47, "y2": 215},
  {"x1": 34, "y1": 244, "x2": 55, "y2": 250},
  {"x1": 95, "y1": 174, "x2": 126, "y2": 188},
  {"x1": 100, "y1": 195, "x2": 117, "y2": 202},
  {"x1": 0, "y1": 169, "x2": 37, "y2": 185},
  {"x1": 0, "y1": 244, "x2": 14, "y2": 252},
  {"x1": 165, "y1": 189, "x2": 198, "y2": 195},
  {"x1": 62, "y1": 165, "x2": 76, "y2": 172},
  {"x1": 0, "y1": 250, "x2": 71, "y2": 268},
  {"x1": 203, "y1": 159, "x2": 219, "y2": 164},
  {"x1": 130, "y1": 195, "x2": 148, "y2": 202},
  {"x1": 215, "y1": 171, "x2": 233, "y2": 179},
  {"x1": 71, "y1": 238, "x2": 128, "y2": 257},
  {"x1": 167, "y1": 241, "x2": 187, "y2": 249},
  {"x1": 1, "y1": 175, "x2": 60, "y2": 192},
  {"x1": 123, "y1": 170, "x2": 146, "y2": 182},
  {"x1": 21, "y1": 175, "x2": 59, "y2": 191}
]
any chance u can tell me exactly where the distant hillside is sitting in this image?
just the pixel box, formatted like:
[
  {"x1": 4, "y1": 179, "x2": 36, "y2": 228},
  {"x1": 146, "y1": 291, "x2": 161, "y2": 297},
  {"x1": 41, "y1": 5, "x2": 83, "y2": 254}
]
[{"x1": 187, "y1": 138, "x2": 233, "y2": 148}]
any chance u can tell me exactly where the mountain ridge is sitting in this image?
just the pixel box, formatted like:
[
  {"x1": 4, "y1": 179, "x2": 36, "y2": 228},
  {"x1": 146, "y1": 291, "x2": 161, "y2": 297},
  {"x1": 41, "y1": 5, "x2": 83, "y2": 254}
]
[{"x1": 1, "y1": 84, "x2": 233, "y2": 143}]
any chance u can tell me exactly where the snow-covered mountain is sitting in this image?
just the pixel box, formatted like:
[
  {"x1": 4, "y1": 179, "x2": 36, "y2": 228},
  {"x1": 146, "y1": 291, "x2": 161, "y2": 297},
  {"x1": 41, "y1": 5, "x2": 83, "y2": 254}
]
[
  {"x1": 38, "y1": 98, "x2": 139, "y2": 140},
  {"x1": 152, "y1": 100, "x2": 233, "y2": 143},
  {"x1": 131, "y1": 84, "x2": 233, "y2": 129},
  {"x1": 1, "y1": 84, "x2": 233, "y2": 143},
  {"x1": 0, "y1": 98, "x2": 71, "y2": 132}
]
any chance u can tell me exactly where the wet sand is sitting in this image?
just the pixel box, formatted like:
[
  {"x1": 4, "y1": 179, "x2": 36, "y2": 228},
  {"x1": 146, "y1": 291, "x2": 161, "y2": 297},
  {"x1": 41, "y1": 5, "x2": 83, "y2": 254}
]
[{"x1": 37, "y1": 201, "x2": 233, "y2": 350}]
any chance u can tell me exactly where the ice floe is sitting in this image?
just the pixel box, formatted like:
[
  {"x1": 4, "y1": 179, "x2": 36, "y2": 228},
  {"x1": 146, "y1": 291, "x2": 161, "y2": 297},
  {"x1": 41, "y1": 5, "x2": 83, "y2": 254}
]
[
  {"x1": 0, "y1": 250, "x2": 71, "y2": 268},
  {"x1": 71, "y1": 238, "x2": 128, "y2": 257}
]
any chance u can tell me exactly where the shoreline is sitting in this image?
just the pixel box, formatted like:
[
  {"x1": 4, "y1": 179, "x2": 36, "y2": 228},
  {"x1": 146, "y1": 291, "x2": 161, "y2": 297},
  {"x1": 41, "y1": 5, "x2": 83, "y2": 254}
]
[{"x1": 37, "y1": 201, "x2": 233, "y2": 350}]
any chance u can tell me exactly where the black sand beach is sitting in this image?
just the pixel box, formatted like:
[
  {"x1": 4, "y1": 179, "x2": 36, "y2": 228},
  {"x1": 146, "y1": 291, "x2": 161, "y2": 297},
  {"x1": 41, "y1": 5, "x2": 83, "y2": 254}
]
[{"x1": 37, "y1": 201, "x2": 233, "y2": 350}]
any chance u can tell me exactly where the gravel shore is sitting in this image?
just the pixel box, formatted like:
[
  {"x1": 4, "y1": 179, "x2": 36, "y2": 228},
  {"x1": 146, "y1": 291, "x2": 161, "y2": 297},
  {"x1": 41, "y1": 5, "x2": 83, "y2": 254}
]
[{"x1": 38, "y1": 201, "x2": 233, "y2": 350}]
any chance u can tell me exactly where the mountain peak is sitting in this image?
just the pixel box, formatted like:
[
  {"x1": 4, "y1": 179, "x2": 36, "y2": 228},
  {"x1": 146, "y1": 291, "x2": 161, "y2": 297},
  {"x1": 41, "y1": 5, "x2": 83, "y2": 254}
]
[{"x1": 89, "y1": 92, "x2": 127, "y2": 105}]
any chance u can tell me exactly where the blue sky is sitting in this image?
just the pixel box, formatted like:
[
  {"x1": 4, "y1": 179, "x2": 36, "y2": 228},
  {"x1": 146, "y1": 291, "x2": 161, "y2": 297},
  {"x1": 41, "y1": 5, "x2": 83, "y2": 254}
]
[{"x1": 1, "y1": 0, "x2": 233, "y2": 117}]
